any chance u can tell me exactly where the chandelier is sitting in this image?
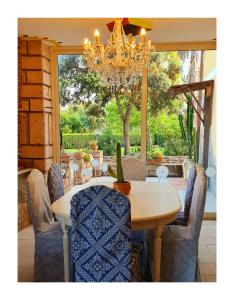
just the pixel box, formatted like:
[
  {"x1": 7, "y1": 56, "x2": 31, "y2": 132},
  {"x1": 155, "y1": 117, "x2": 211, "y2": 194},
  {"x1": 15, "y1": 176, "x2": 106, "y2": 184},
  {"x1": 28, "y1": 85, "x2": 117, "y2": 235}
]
[{"x1": 83, "y1": 19, "x2": 153, "y2": 89}]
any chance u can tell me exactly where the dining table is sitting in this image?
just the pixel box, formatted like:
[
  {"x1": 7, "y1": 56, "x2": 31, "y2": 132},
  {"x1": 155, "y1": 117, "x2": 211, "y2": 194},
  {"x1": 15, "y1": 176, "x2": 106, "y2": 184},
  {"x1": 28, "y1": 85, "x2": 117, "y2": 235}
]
[{"x1": 51, "y1": 180, "x2": 181, "y2": 282}]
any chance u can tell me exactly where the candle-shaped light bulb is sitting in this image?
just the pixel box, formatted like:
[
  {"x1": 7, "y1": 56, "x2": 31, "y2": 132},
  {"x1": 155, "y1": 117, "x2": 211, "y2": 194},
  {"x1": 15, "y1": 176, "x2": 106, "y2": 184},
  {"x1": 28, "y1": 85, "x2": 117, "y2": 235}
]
[
  {"x1": 141, "y1": 28, "x2": 146, "y2": 44},
  {"x1": 94, "y1": 29, "x2": 100, "y2": 44},
  {"x1": 148, "y1": 40, "x2": 151, "y2": 48},
  {"x1": 84, "y1": 38, "x2": 89, "y2": 48}
]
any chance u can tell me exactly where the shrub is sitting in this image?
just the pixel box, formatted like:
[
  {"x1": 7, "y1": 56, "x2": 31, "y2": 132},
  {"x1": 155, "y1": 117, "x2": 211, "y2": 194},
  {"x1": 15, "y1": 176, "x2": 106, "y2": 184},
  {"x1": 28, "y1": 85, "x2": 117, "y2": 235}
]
[
  {"x1": 163, "y1": 139, "x2": 187, "y2": 156},
  {"x1": 62, "y1": 133, "x2": 96, "y2": 149},
  {"x1": 62, "y1": 131, "x2": 142, "y2": 155}
]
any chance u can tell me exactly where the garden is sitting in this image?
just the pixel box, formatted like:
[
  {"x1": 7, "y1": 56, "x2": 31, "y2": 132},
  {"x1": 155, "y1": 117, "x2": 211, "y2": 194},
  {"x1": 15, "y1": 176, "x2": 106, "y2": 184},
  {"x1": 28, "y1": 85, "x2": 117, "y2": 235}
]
[{"x1": 59, "y1": 51, "x2": 201, "y2": 161}]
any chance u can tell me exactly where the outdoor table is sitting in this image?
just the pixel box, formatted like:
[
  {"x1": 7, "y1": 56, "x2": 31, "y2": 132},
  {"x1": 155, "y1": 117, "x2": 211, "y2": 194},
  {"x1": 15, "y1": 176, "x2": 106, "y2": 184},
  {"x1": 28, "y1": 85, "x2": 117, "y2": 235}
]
[{"x1": 51, "y1": 181, "x2": 181, "y2": 282}]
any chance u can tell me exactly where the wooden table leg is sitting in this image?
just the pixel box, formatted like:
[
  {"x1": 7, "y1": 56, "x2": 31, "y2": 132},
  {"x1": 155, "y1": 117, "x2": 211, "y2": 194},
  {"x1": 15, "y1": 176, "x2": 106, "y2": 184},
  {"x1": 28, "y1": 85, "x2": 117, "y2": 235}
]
[
  {"x1": 153, "y1": 223, "x2": 163, "y2": 282},
  {"x1": 62, "y1": 223, "x2": 70, "y2": 282}
]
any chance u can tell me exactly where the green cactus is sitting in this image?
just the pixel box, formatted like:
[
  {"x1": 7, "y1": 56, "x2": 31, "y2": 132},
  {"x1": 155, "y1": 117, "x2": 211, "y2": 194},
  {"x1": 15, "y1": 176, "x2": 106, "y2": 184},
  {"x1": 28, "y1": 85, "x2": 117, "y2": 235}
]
[
  {"x1": 108, "y1": 142, "x2": 125, "y2": 182},
  {"x1": 178, "y1": 97, "x2": 198, "y2": 163}
]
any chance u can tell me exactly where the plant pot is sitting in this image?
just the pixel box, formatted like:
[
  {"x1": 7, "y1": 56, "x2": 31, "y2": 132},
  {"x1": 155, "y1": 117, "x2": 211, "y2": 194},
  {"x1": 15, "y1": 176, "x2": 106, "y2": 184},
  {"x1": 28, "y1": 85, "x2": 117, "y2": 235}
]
[
  {"x1": 113, "y1": 181, "x2": 131, "y2": 195},
  {"x1": 147, "y1": 158, "x2": 163, "y2": 165},
  {"x1": 61, "y1": 154, "x2": 70, "y2": 164},
  {"x1": 74, "y1": 152, "x2": 83, "y2": 160},
  {"x1": 85, "y1": 161, "x2": 91, "y2": 168},
  {"x1": 91, "y1": 144, "x2": 98, "y2": 151}
]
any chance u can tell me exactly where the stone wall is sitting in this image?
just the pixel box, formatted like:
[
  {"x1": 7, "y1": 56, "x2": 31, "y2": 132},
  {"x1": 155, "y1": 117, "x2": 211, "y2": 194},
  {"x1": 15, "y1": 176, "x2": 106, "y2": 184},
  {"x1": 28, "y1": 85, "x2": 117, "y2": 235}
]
[
  {"x1": 104, "y1": 155, "x2": 186, "y2": 177},
  {"x1": 18, "y1": 38, "x2": 53, "y2": 172}
]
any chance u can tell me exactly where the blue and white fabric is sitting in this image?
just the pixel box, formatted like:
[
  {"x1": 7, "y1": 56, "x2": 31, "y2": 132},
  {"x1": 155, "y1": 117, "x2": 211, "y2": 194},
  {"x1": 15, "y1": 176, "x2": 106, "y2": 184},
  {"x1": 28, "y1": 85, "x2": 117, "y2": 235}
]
[
  {"x1": 47, "y1": 163, "x2": 65, "y2": 204},
  {"x1": 70, "y1": 185, "x2": 132, "y2": 282},
  {"x1": 27, "y1": 169, "x2": 64, "y2": 282}
]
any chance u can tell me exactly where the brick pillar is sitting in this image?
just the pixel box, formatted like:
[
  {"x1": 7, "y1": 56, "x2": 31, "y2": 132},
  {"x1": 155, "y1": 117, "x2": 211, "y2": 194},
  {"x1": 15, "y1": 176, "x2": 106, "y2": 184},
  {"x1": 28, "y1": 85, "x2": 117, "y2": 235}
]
[{"x1": 18, "y1": 38, "x2": 53, "y2": 172}]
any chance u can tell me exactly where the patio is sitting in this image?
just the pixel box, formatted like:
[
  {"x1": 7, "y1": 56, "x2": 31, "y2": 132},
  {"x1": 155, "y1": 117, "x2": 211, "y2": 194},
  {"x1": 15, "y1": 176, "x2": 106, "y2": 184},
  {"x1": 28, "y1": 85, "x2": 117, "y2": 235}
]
[{"x1": 17, "y1": 17, "x2": 216, "y2": 283}]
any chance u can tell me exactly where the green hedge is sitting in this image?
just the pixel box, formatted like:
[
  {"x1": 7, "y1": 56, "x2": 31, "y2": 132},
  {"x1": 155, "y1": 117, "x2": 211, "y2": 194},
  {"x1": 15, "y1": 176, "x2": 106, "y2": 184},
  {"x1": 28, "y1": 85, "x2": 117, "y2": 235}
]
[
  {"x1": 62, "y1": 133, "x2": 141, "y2": 150},
  {"x1": 62, "y1": 133, "x2": 96, "y2": 149}
]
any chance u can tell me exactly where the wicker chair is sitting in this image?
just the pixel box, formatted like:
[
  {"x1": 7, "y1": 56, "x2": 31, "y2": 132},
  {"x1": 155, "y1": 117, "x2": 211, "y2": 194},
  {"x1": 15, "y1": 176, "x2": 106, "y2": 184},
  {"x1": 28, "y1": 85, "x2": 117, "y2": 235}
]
[{"x1": 122, "y1": 157, "x2": 146, "y2": 181}]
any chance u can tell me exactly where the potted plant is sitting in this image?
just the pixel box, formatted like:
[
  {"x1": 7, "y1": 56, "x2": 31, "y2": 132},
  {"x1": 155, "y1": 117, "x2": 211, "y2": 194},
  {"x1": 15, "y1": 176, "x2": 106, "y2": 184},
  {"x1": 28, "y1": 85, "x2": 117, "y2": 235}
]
[
  {"x1": 83, "y1": 152, "x2": 93, "y2": 167},
  {"x1": 147, "y1": 147, "x2": 164, "y2": 165},
  {"x1": 108, "y1": 143, "x2": 131, "y2": 195},
  {"x1": 89, "y1": 140, "x2": 98, "y2": 151}
]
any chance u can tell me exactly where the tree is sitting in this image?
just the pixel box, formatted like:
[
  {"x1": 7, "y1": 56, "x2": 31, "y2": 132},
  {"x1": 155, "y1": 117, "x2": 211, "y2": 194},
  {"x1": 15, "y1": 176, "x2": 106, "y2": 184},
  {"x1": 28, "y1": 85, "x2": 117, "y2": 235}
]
[{"x1": 58, "y1": 52, "x2": 182, "y2": 154}]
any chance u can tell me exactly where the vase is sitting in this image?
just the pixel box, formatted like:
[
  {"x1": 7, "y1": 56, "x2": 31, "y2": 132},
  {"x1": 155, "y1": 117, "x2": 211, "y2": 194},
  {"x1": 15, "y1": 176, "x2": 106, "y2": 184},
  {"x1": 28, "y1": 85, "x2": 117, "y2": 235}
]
[{"x1": 113, "y1": 181, "x2": 131, "y2": 195}]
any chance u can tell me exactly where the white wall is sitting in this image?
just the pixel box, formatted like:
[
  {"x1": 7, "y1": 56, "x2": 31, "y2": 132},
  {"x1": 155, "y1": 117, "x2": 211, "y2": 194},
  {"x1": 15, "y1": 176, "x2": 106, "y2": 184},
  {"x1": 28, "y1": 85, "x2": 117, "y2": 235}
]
[{"x1": 203, "y1": 50, "x2": 216, "y2": 195}]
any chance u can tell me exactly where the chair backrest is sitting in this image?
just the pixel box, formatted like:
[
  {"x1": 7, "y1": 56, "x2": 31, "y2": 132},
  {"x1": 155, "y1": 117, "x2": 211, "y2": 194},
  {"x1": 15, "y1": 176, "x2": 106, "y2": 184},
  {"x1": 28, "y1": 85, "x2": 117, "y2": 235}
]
[
  {"x1": 70, "y1": 185, "x2": 132, "y2": 282},
  {"x1": 188, "y1": 166, "x2": 207, "y2": 239},
  {"x1": 27, "y1": 169, "x2": 54, "y2": 233},
  {"x1": 183, "y1": 165, "x2": 197, "y2": 225},
  {"x1": 122, "y1": 157, "x2": 146, "y2": 181},
  {"x1": 156, "y1": 166, "x2": 169, "y2": 183},
  {"x1": 47, "y1": 163, "x2": 65, "y2": 203}
]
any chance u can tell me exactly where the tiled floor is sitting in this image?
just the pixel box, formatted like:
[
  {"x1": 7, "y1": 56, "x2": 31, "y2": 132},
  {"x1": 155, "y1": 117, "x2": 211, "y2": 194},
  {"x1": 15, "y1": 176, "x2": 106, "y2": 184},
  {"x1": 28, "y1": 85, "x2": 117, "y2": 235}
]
[{"x1": 18, "y1": 220, "x2": 216, "y2": 282}]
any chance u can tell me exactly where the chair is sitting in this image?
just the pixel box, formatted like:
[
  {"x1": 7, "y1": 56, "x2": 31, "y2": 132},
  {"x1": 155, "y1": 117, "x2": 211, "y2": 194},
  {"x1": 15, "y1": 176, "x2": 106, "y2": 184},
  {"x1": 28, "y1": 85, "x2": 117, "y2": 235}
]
[
  {"x1": 122, "y1": 157, "x2": 146, "y2": 181},
  {"x1": 160, "y1": 166, "x2": 207, "y2": 282},
  {"x1": 26, "y1": 169, "x2": 64, "y2": 282},
  {"x1": 47, "y1": 163, "x2": 65, "y2": 204},
  {"x1": 70, "y1": 185, "x2": 144, "y2": 282},
  {"x1": 121, "y1": 157, "x2": 148, "y2": 269},
  {"x1": 156, "y1": 166, "x2": 169, "y2": 183},
  {"x1": 169, "y1": 164, "x2": 197, "y2": 226}
]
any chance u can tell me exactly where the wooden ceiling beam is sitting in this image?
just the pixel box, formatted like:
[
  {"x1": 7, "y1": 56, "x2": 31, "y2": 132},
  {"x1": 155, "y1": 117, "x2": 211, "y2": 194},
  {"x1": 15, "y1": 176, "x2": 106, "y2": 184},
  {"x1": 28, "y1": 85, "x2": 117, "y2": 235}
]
[{"x1": 169, "y1": 80, "x2": 214, "y2": 96}]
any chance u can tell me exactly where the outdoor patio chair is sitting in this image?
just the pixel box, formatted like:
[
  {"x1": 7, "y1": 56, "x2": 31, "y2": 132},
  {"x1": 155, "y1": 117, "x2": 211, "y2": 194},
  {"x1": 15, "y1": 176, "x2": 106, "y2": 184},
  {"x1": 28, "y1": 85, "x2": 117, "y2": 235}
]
[
  {"x1": 122, "y1": 157, "x2": 146, "y2": 181},
  {"x1": 155, "y1": 166, "x2": 169, "y2": 183},
  {"x1": 70, "y1": 185, "x2": 145, "y2": 282},
  {"x1": 26, "y1": 169, "x2": 64, "y2": 282},
  {"x1": 160, "y1": 166, "x2": 207, "y2": 282},
  {"x1": 47, "y1": 163, "x2": 65, "y2": 204}
]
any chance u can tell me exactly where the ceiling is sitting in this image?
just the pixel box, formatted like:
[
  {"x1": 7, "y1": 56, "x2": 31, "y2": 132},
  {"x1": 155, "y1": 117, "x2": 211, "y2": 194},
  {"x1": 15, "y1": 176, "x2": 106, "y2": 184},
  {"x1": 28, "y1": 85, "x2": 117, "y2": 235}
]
[{"x1": 18, "y1": 18, "x2": 216, "y2": 46}]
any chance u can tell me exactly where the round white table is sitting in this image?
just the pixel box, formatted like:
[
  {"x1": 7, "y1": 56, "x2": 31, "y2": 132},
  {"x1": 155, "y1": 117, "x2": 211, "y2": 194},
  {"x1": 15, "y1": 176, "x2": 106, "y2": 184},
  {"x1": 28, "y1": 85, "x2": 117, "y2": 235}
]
[{"x1": 51, "y1": 181, "x2": 181, "y2": 282}]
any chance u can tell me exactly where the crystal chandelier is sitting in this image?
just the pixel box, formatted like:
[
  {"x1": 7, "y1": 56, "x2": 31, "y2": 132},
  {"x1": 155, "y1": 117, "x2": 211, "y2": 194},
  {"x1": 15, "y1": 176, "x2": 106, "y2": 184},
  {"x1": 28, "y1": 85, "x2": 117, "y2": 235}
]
[{"x1": 83, "y1": 19, "x2": 153, "y2": 89}]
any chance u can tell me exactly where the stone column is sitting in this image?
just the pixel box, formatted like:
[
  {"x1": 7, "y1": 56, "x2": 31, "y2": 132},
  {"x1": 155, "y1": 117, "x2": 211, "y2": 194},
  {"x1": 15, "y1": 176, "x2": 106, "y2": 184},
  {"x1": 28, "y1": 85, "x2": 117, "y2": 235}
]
[{"x1": 18, "y1": 38, "x2": 53, "y2": 172}]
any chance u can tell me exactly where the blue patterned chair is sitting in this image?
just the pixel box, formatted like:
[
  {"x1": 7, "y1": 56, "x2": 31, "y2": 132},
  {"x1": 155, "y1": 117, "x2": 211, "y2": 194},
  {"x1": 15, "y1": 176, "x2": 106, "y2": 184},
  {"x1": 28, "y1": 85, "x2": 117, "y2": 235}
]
[
  {"x1": 70, "y1": 185, "x2": 144, "y2": 282},
  {"x1": 160, "y1": 166, "x2": 207, "y2": 282},
  {"x1": 27, "y1": 169, "x2": 64, "y2": 282},
  {"x1": 169, "y1": 165, "x2": 197, "y2": 226},
  {"x1": 47, "y1": 163, "x2": 65, "y2": 204}
]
